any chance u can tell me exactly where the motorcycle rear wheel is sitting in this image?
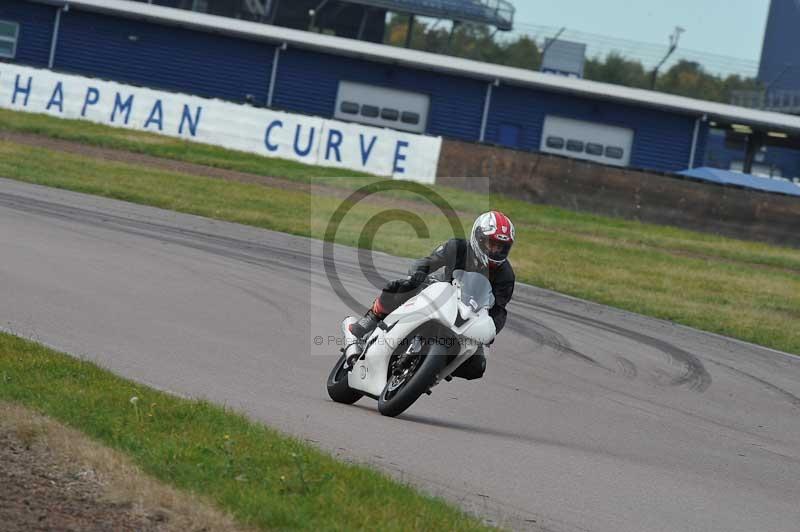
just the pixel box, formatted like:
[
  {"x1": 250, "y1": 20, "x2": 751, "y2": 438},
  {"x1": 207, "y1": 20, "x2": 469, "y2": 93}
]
[{"x1": 327, "y1": 354, "x2": 363, "y2": 404}]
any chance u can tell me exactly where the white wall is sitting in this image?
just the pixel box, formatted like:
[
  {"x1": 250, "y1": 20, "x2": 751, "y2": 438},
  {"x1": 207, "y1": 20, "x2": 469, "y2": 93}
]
[{"x1": 0, "y1": 64, "x2": 442, "y2": 183}]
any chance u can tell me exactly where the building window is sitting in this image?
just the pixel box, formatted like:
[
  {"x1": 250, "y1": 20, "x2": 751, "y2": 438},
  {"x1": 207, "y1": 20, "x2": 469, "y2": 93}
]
[
  {"x1": 0, "y1": 21, "x2": 19, "y2": 59},
  {"x1": 586, "y1": 143, "x2": 604, "y2": 156},
  {"x1": 340, "y1": 101, "x2": 359, "y2": 115},
  {"x1": 546, "y1": 136, "x2": 565, "y2": 149},
  {"x1": 605, "y1": 146, "x2": 624, "y2": 159},
  {"x1": 381, "y1": 108, "x2": 399, "y2": 121},
  {"x1": 566, "y1": 139, "x2": 585, "y2": 152},
  {"x1": 401, "y1": 111, "x2": 420, "y2": 125},
  {"x1": 361, "y1": 105, "x2": 379, "y2": 118}
]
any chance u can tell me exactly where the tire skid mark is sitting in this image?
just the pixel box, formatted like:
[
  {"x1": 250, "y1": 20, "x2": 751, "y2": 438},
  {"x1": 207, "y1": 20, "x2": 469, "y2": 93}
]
[
  {"x1": 513, "y1": 296, "x2": 711, "y2": 392},
  {"x1": 506, "y1": 312, "x2": 606, "y2": 368},
  {"x1": 707, "y1": 359, "x2": 800, "y2": 409},
  {"x1": 615, "y1": 356, "x2": 638, "y2": 379},
  {"x1": 0, "y1": 191, "x2": 314, "y2": 277},
  {"x1": 538, "y1": 303, "x2": 711, "y2": 392},
  {"x1": 509, "y1": 309, "x2": 637, "y2": 380},
  {"x1": 0, "y1": 191, "x2": 398, "y2": 290}
]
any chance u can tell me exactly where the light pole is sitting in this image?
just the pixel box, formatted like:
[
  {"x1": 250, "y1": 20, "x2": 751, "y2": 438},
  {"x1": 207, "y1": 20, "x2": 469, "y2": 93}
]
[{"x1": 650, "y1": 26, "x2": 685, "y2": 89}]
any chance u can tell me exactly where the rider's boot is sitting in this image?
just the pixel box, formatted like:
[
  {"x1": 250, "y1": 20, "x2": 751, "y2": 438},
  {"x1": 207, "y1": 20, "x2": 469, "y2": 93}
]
[
  {"x1": 349, "y1": 309, "x2": 379, "y2": 339},
  {"x1": 349, "y1": 300, "x2": 385, "y2": 339}
]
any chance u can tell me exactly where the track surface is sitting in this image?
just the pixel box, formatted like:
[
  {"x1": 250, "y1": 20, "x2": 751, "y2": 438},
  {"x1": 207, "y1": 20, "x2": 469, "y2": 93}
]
[{"x1": 1, "y1": 178, "x2": 799, "y2": 532}]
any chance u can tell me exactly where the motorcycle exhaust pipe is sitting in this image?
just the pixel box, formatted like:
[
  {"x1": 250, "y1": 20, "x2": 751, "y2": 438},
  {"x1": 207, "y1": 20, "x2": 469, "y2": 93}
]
[{"x1": 341, "y1": 316, "x2": 363, "y2": 359}]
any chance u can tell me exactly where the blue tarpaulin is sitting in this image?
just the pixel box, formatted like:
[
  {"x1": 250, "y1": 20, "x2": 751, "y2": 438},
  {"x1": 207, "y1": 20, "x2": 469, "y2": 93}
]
[{"x1": 678, "y1": 167, "x2": 800, "y2": 197}]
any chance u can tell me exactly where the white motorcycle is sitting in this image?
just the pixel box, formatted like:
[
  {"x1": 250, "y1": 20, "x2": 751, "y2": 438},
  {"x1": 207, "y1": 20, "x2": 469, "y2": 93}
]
[{"x1": 326, "y1": 270, "x2": 496, "y2": 417}]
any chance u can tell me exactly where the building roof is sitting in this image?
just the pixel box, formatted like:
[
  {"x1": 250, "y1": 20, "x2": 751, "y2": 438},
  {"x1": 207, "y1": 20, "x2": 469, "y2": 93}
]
[
  {"x1": 36, "y1": 0, "x2": 800, "y2": 135},
  {"x1": 680, "y1": 167, "x2": 800, "y2": 197}
]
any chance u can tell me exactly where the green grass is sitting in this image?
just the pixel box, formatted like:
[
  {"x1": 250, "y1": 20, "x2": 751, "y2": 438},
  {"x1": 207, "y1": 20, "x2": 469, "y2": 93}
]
[
  {"x1": 0, "y1": 332, "x2": 492, "y2": 531},
  {"x1": 0, "y1": 108, "x2": 372, "y2": 183},
  {"x1": 1, "y1": 109, "x2": 799, "y2": 356}
]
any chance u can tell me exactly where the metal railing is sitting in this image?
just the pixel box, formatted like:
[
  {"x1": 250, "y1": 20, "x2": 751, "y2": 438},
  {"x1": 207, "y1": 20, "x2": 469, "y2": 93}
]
[
  {"x1": 243, "y1": 0, "x2": 267, "y2": 17},
  {"x1": 730, "y1": 89, "x2": 800, "y2": 114},
  {"x1": 344, "y1": 0, "x2": 515, "y2": 30}
]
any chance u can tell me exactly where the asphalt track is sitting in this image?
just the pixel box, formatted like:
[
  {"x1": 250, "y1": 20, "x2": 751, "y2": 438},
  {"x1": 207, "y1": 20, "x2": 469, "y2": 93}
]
[{"x1": 1, "y1": 177, "x2": 799, "y2": 532}]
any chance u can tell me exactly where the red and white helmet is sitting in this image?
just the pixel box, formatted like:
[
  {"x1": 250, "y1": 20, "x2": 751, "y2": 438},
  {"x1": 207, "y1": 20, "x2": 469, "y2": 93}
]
[{"x1": 470, "y1": 211, "x2": 515, "y2": 268}]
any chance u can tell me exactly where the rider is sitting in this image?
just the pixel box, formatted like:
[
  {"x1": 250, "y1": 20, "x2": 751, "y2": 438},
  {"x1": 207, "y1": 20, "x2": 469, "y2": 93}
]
[{"x1": 348, "y1": 211, "x2": 516, "y2": 380}]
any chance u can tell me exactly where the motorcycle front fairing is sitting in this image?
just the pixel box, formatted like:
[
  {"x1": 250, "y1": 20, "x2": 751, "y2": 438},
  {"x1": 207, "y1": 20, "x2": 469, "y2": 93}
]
[
  {"x1": 347, "y1": 282, "x2": 458, "y2": 397},
  {"x1": 454, "y1": 301, "x2": 496, "y2": 345}
]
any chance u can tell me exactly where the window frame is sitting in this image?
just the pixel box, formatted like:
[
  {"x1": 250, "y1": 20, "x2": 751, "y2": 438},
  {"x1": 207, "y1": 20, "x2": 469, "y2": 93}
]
[
  {"x1": 339, "y1": 101, "x2": 360, "y2": 115},
  {"x1": 401, "y1": 111, "x2": 421, "y2": 125},
  {"x1": 566, "y1": 139, "x2": 585, "y2": 153},
  {"x1": 545, "y1": 136, "x2": 565, "y2": 149},
  {"x1": 380, "y1": 107, "x2": 400, "y2": 121},
  {"x1": 0, "y1": 20, "x2": 20, "y2": 59},
  {"x1": 585, "y1": 142, "x2": 604, "y2": 156},
  {"x1": 360, "y1": 104, "x2": 380, "y2": 118}
]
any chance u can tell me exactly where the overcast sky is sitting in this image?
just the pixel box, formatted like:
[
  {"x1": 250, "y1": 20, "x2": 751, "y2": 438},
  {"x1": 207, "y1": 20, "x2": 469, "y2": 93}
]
[{"x1": 511, "y1": 0, "x2": 771, "y2": 61}]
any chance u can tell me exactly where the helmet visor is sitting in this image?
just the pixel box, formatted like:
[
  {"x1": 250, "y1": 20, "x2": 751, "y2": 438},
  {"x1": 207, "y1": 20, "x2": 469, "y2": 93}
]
[{"x1": 478, "y1": 234, "x2": 512, "y2": 262}]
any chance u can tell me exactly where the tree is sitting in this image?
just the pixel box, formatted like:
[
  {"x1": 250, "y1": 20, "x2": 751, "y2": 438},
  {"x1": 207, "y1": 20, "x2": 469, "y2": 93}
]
[
  {"x1": 382, "y1": 15, "x2": 757, "y2": 104},
  {"x1": 498, "y1": 35, "x2": 541, "y2": 70},
  {"x1": 584, "y1": 53, "x2": 649, "y2": 89},
  {"x1": 384, "y1": 15, "x2": 539, "y2": 68}
]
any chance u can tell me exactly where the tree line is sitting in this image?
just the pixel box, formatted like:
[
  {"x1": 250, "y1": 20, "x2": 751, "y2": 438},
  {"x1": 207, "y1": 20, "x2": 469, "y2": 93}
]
[{"x1": 385, "y1": 15, "x2": 760, "y2": 103}]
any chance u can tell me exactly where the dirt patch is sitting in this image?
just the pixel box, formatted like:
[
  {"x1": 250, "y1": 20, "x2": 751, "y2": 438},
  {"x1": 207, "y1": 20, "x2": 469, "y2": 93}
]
[{"x1": 0, "y1": 403, "x2": 248, "y2": 532}]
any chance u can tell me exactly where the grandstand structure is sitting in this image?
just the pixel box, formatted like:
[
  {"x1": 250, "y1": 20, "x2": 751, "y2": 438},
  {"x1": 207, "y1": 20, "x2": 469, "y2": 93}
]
[
  {"x1": 341, "y1": 0, "x2": 514, "y2": 30},
  {"x1": 130, "y1": 0, "x2": 514, "y2": 43}
]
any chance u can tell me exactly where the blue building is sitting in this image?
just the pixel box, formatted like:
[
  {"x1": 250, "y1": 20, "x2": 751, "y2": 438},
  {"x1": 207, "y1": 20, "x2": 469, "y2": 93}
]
[
  {"x1": 705, "y1": 129, "x2": 800, "y2": 179},
  {"x1": 709, "y1": 0, "x2": 800, "y2": 180},
  {"x1": 758, "y1": 0, "x2": 800, "y2": 93},
  {"x1": 730, "y1": 0, "x2": 800, "y2": 115},
  {"x1": 2, "y1": 0, "x2": 800, "y2": 178}
]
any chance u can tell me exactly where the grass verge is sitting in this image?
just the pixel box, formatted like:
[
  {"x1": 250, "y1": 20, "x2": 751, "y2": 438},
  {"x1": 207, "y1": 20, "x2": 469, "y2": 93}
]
[{"x1": 0, "y1": 332, "x2": 492, "y2": 531}]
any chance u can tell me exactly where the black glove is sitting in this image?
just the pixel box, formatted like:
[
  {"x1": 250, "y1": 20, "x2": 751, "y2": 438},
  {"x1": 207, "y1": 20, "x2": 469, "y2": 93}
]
[
  {"x1": 409, "y1": 270, "x2": 428, "y2": 286},
  {"x1": 385, "y1": 278, "x2": 417, "y2": 293}
]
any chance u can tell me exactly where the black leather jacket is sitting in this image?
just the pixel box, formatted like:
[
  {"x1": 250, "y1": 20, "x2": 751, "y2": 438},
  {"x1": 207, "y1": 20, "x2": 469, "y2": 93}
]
[{"x1": 409, "y1": 239, "x2": 515, "y2": 333}]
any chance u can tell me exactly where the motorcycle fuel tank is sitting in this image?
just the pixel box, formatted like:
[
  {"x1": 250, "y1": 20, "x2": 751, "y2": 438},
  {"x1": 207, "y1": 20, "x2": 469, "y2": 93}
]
[{"x1": 386, "y1": 282, "x2": 458, "y2": 326}]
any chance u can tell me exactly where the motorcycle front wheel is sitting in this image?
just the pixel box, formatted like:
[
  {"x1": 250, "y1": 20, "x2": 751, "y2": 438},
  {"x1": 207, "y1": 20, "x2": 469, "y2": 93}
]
[{"x1": 378, "y1": 337, "x2": 448, "y2": 417}]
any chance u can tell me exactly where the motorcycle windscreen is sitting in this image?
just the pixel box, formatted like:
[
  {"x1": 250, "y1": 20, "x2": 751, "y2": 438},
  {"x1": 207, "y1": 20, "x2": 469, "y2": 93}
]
[{"x1": 453, "y1": 270, "x2": 495, "y2": 310}]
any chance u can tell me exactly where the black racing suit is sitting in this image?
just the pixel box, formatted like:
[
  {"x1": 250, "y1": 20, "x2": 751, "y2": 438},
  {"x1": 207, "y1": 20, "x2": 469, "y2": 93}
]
[{"x1": 373, "y1": 239, "x2": 515, "y2": 380}]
